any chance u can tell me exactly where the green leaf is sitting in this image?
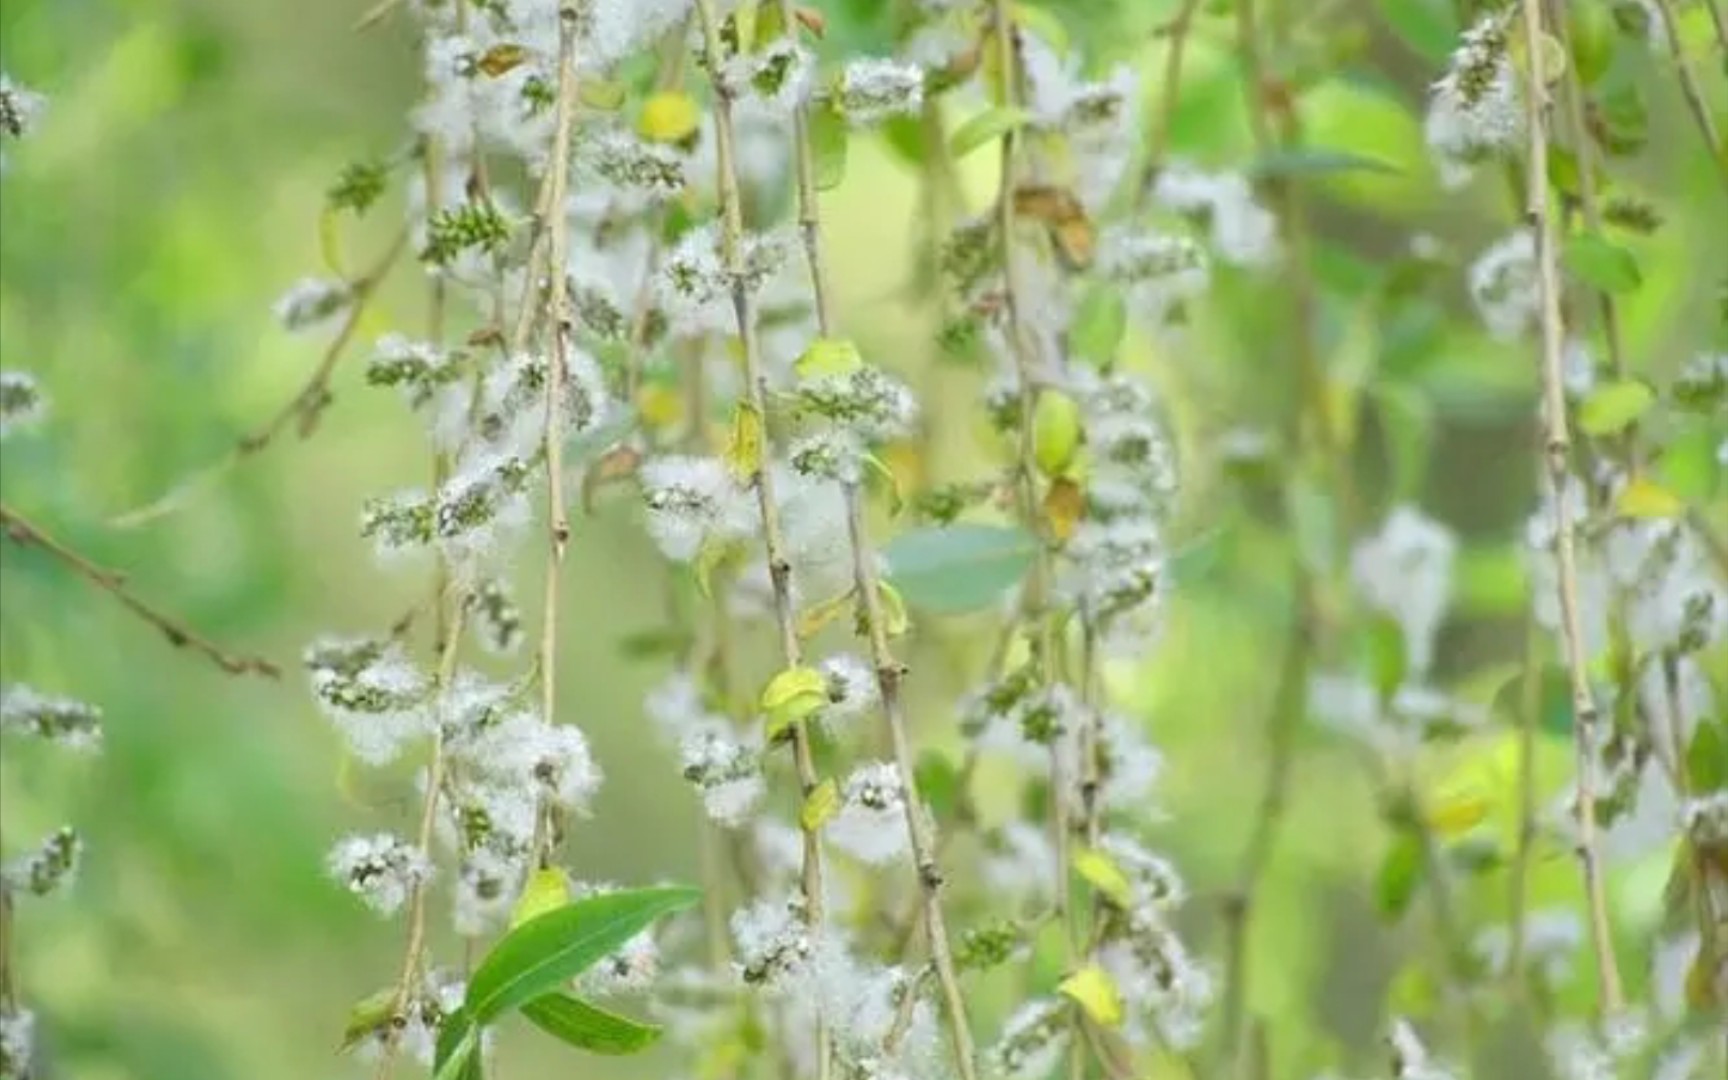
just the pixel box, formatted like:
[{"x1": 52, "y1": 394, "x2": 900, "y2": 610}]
[
  {"x1": 950, "y1": 106, "x2": 1032, "y2": 159},
  {"x1": 1564, "y1": 232, "x2": 1642, "y2": 294},
  {"x1": 1249, "y1": 147, "x2": 1400, "y2": 179},
  {"x1": 810, "y1": 100, "x2": 848, "y2": 191},
  {"x1": 520, "y1": 993, "x2": 663, "y2": 1055},
  {"x1": 1376, "y1": 0, "x2": 1455, "y2": 64},
  {"x1": 465, "y1": 886, "x2": 700, "y2": 1025},
  {"x1": 1375, "y1": 827, "x2": 1426, "y2": 921},
  {"x1": 1362, "y1": 614, "x2": 1408, "y2": 702},
  {"x1": 1578, "y1": 379, "x2": 1655, "y2": 436},
  {"x1": 883, "y1": 523, "x2": 1037, "y2": 614},
  {"x1": 1687, "y1": 719, "x2": 1727, "y2": 793},
  {"x1": 1069, "y1": 285, "x2": 1125, "y2": 366},
  {"x1": 1374, "y1": 382, "x2": 1433, "y2": 501},
  {"x1": 433, "y1": 1013, "x2": 482, "y2": 1080},
  {"x1": 914, "y1": 750, "x2": 960, "y2": 820}
]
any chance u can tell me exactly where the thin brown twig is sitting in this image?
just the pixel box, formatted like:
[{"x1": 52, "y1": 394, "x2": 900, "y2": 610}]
[
  {"x1": 536, "y1": 7, "x2": 581, "y2": 865},
  {"x1": 110, "y1": 226, "x2": 411, "y2": 528},
  {"x1": 0, "y1": 502, "x2": 279, "y2": 677},
  {"x1": 1520, "y1": 0, "x2": 1626, "y2": 1015},
  {"x1": 771, "y1": 1, "x2": 980, "y2": 1074},
  {"x1": 690, "y1": 4, "x2": 833, "y2": 1079}
]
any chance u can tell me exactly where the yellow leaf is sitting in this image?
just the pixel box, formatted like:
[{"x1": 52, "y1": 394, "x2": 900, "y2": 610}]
[
  {"x1": 1058, "y1": 964, "x2": 1124, "y2": 1028},
  {"x1": 636, "y1": 382, "x2": 685, "y2": 433},
  {"x1": 511, "y1": 867, "x2": 571, "y2": 928},
  {"x1": 862, "y1": 451, "x2": 904, "y2": 516},
  {"x1": 798, "y1": 588, "x2": 856, "y2": 640},
  {"x1": 1423, "y1": 781, "x2": 1490, "y2": 838},
  {"x1": 340, "y1": 986, "x2": 397, "y2": 1051},
  {"x1": 476, "y1": 43, "x2": 529, "y2": 78},
  {"x1": 761, "y1": 665, "x2": 829, "y2": 740},
  {"x1": 876, "y1": 581, "x2": 910, "y2": 637},
  {"x1": 578, "y1": 79, "x2": 627, "y2": 111},
  {"x1": 1615, "y1": 478, "x2": 1683, "y2": 519},
  {"x1": 1073, "y1": 846, "x2": 1134, "y2": 908},
  {"x1": 1043, "y1": 477, "x2": 1085, "y2": 542},
  {"x1": 639, "y1": 90, "x2": 701, "y2": 145},
  {"x1": 795, "y1": 337, "x2": 864, "y2": 380},
  {"x1": 800, "y1": 777, "x2": 841, "y2": 832},
  {"x1": 1032, "y1": 388, "x2": 1084, "y2": 478},
  {"x1": 725, "y1": 401, "x2": 764, "y2": 483}
]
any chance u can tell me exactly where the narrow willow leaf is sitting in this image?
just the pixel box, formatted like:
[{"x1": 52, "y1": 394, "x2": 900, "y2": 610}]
[
  {"x1": 811, "y1": 100, "x2": 849, "y2": 190},
  {"x1": 1073, "y1": 846, "x2": 1133, "y2": 909},
  {"x1": 511, "y1": 867, "x2": 572, "y2": 929},
  {"x1": 883, "y1": 523, "x2": 1037, "y2": 614},
  {"x1": 520, "y1": 993, "x2": 663, "y2": 1055},
  {"x1": 1578, "y1": 379, "x2": 1655, "y2": 436},
  {"x1": 1249, "y1": 147, "x2": 1400, "y2": 178},
  {"x1": 1614, "y1": 477, "x2": 1682, "y2": 519},
  {"x1": 761, "y1": 665, "x2": 829, "y2": 740},
  {"x1": 800, "y1": 777, "x2": 841, "y2": 832},
  {"x1": 1686, "y1": 720, "x2": 1727, "y2": 793},
  {"x1": 339, "y1": 986, "x2": 395, "y2": 1052},
  {"x1": 465, "y1": 886, "x2": 700, "y2": 1024},
  {"x1": 725, "y1": 401, "x2": 764, "y2": 482},
  {"x1": 1058, "y1": 964, "x2": 1124, "y2": 1027},
  {"x1": 950, "y1": 106, "x2": 1032, "y2": 159},
  {"x1": 433, "y1": 1012, "x2": 481, "y2": 1080},
  {"x1": 1376, "y1": 828, "x2": 1425, "y2": 920},
  {"x1": 797, "y1": 589, "x2": 856, "y2": 640},
  {"x1": 1564, "y1": 232, "x2": 1642, "y2": 294}
]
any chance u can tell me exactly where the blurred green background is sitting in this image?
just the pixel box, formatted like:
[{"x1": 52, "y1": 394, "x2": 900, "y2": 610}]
[{"x1": 1, "y1": 1, "x2": 1723, "y2": 1078}]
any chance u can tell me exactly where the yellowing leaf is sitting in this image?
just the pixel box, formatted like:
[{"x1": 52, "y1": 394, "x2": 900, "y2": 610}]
[
  {"x1": 696, "y1": 538, "x2": 744, "y2": 599},
  {"x1": 725, "y1": 401, "x2": 764, "y2": 483},
  {"x1": 800, "y1": 777, "x2": 841, "y2": 832},
  {"x1": 639, "y1": 91, "x2": 701, "y2": 144},
  {"x1": 1615, "y1": 478, "x2": 1683, "y2": 519},
  {"x1": 798, "y1": 589, "x2": 856, "y2": 640},
  {"x1": 340, "y1": 986, "x2": 396, "y2": 1051},
  {"x1": 1032, "y1": 388, "x2": 1083, "y2": 478},
  {"x1": 863, "y1": 451, "x2": 904, "y2": 516},
  {"x1": 476, "y1": 43, "x2": 529, "y2": 77},
  {"x1": 1043, "y1": 477, "x2": 1085, "y2": 542},
  {"x1": 636, "y1": 382, "x2": 685, "y2": 433},
  {"x1": 512, "y1": 867, "x2": 572, "y2": 928},
  {"x1": 319, "y1": 205, "x2": 347, "y2": 278},
  {"x1": 876, "y1": 581, "x2": 910, "y2": 637},
  {"x1": 1579, "y1": 379, "x2": 1655, "y2": 435},
  {"x1": 761, "y1": 665, "x2": 828, "y2": 740},
  {"x1": 579, "y1": 79, "x2": 627, "y2": 111},
  {"x1": 1058, "y1": 964, "x2": 1124, "y2": 1028},
  {"x1": 1073, "y1": 846, "x2": 1133, "y2": 908},
  {"x1": 795, "y1": 337, "x2": 863, "y2": 379},
  {"x1": 1424, "y1": 782, "x2": 1490, "y2": 838}
]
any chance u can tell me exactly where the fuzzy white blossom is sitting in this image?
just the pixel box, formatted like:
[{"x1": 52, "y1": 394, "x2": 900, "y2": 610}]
[
  {"x1": 1424, "y1": 13, "x2": 1522, "y2": 188},
  {"x1": 273, "y1": 276, "x2": 352, "y2": 333},
  {"x1": 327, "y1": 833, "x2": 432, "y2": 916},
  {"x1": 641, "y1": 455, "x2": 758, "y2": 563},
  {"x1": 0, "y1": 684, "x2": 102, "y2": 751},
  {"x1": 1350, "y1": 505, "x2": 1457, "y2": 676},
  {"x1": 1152, "y1": 163, "x2": 1279, "y2": 267},
  {"x1": 829, "y1": 762, "x2": 911, "y2": 866},
  {"x1": 838, "y1": 57, "x2": 925, "y2": 124},
  {"x1": 1468, "y1": 229, "x2": 1537, "y2": 340},
  {"x1": 0, "y1": 371, "x2": 44, "y2": 437}
]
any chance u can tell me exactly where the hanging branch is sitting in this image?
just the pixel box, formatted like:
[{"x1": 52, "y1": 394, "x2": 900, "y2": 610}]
[
  {"x1": 0, "y1": 502, "x2": 279, "y2": 678},
  {"x1": 1519, "y1": 0, "x2": 1626, "y2": 1017},
  {"x1": 690, "y1": 3, "x2": 834, "y2": 1078}
]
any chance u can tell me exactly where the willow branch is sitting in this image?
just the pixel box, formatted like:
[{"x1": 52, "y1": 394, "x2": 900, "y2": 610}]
[
  {"x1": 110, "y1": 226, "x2": 410, "y2": 529},
  {"x1": 1650, "y1": 0, "x2": 1728, "y2": 191},
  {"x1": 1520, "y1": 0, "x2": 1625, "y2": 1015},
  {"x1": 691, "y1": 4, "x2": 832, "y2": 1078},
  {"x1": 0, "y1": 503, "x2": 279, "y2": 677}
]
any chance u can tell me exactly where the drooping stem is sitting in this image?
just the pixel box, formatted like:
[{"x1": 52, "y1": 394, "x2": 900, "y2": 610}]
[
  {"x1": 0, "y1": 503, "x2": 279, "y2": 678},
  {"x1": 534, "y1": 3, "x2": 582, "y2": 865},
  {"x1": 1218, "y1": 574, "x2": 1312, "y2": 1072},
  {"x1": 1504, "y1": 610, "x2": 1545, "y2": 991},
  {"x1": 770, "y1": 4, "x2": 978, "y2": 1076},
  {"x1": 1519, "y1": 0, "x2": 1625, "y2": 1016},
  {"x1": 690, "y1": 4, "x2": 832, "y2": 1078},
  {"x1": 1649, "y1": 0, "x2": 1728, "y2": 193}
]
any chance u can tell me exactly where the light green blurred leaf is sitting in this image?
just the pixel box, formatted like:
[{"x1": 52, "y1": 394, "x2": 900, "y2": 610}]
[
  {"x1": 884, "y1": 523, "x2": 1036, "y2": 614},
  {"x1": 1578, "y1": 379, "x2": 1654, "y2": 436},
  {"x1": 1564, "y1": 232, "x2": 1642, "y2": 294},
  {"x1": 950, "y1": 106, "x2": 1032, "y2": 159}
]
